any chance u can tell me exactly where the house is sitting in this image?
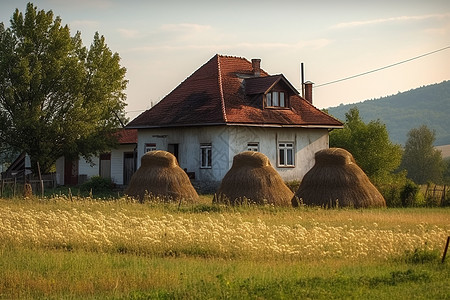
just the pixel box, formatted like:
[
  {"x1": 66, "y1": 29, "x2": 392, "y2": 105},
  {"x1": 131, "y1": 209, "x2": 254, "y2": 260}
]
[
  {"x1": 1, "y1": 152, "x2": 32, "y2": 180},
  {"x1": 55, "y1": 129, "x2": 137, "y2": 186},
  {"x1": 126, "y1": 54, "x2": 343, "y2": 191}
]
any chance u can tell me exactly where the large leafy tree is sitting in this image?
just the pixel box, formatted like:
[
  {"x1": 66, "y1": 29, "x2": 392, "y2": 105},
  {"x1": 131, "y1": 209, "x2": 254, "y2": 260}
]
[
  {"x1": 329, "y1": 107, "x2": 403, "y2": 182},
  {"x1": 0, "y1": 3, "x2": 127, "y2": 173},
  {"x1": 400, "y1": 125, "x2": 444, "y2": 184}
]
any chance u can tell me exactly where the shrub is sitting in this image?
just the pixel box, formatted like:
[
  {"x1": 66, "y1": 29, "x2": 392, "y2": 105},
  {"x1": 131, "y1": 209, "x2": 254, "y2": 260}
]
[
  {"x1": 285, "y1": 180, "x2": 300, "y2": 193},
  {"x1": 80, "y1": 176, "x2": 113, "y2": 194},
  {"x1": 400, "y1": 180, "x2": 420, "y2": 207}
]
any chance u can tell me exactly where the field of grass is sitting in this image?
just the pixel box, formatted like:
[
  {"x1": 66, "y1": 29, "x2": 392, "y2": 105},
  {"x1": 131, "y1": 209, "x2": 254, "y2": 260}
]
[{"x1": 0, "y1": 195, "x2": 449, "y2": 299}]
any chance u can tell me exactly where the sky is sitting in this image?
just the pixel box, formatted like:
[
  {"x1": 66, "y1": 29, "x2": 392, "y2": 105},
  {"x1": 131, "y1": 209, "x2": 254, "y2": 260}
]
[{"x1": 1, "y1": 0, "x2": 449, "y2": 120}]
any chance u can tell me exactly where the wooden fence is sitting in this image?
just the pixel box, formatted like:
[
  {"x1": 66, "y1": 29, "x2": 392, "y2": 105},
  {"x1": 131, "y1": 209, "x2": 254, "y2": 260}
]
[
  {"x1": 422, "y1": 183, "x2": 449, "y2": 206},
  {"x1": 0, "y1": 176, "x2": 56, "y2": 198}
]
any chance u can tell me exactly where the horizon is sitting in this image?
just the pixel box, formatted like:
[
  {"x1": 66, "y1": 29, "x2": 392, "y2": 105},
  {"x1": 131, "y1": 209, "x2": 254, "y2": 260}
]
[{"x1": 1, "y1": 0, "x2": 449, "y2": 120}]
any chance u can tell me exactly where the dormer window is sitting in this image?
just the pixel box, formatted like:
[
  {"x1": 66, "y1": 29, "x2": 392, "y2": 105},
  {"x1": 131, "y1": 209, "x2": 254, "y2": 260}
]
[{"x1": 266, "y1": 91, "x2": 287, "y2": 108}]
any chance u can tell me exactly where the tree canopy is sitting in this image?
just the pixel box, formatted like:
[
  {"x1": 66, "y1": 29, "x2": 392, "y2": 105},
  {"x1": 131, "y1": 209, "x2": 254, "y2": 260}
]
[
  {"x1": 329, "y1": 107, "x2": 403, "y2": 182},
  {"x1": 400, "y1": 125, "x2": 444, "y2": 184},
  {"x1": 0, "y1": 3, "x2": 128, "y2": 173}
]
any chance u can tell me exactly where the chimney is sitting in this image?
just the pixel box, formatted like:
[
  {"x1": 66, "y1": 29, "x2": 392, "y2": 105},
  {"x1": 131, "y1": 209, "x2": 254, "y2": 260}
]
[
  {"x1": 251, "y1": 58, "x2": 261, "y2": 77},
  {"x1": 304, "y1": 81, "x2": 314, "y2": 104}
]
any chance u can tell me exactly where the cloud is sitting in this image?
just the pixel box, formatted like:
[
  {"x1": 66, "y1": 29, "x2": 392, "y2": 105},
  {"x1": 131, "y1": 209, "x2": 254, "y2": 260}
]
[
  {"x1": 48, "y1": 0, "x2": 113, "y2": 9},
  {"x1": 236, "y1": 39, "x2": 332, "y2": 50},
  {"x1": 126, "y1": 38, "x2": 332, "y2": 53},
  {"x1": 331, "y1": 13, "x2": 450, "y2": 29},
  {"x1": 160, "y1": 23, "x2": 212, "y2": 33},
  {"x1": 70, "y1": 20, "x2": 100, "y2": 29},
  {"x1": 118, "y1": 28, "x2": 140, "y2": 39}
]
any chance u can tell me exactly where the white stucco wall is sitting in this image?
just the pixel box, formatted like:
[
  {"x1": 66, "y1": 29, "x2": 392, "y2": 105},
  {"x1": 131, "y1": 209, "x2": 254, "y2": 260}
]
[
  {"x1": 55, "y1": 156, "x2": 65, "y2": 185},
  {"x1": 111, "y1": 144, "x2": 136, "y2": 185},
  {"x1": 227, "y1": 126, "x2": 329, "y2": 181},
  {"x1": 137, "y1": 126, "x2": 230, "y2": 183},
  {"x1": 78, "y1": 157, "x2": 100, "y2": 178},
  {"x1": 137, "y1": 125, "x2": 329, "y2": 185}
]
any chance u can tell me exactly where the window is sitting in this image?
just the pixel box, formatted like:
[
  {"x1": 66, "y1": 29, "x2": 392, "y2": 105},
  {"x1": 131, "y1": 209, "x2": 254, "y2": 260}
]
[
  {"x1": 266, "y1": 93, "x2": 272, "y2": 107},
  {"x1": 278, "y1": 142, "x2": 294, "y2": 167},
  {"x1": 247, "y1": 142, "x2": 259, "y2": 152},
  {"x1": 144, "y1": 143, "x2": 156, "y2": 153},
  {"x1": 266, "y1": 91, "x2": 287, "y2": 108},
  {"x1": 273, "y1": 91, "x2": 279, "y2": 106},
  {"x1": 279, "y1": 92, "x2": 285, "y2": 107},
  {"x1": 200, "y1": 144, "x2": 212, "y2": 168}
]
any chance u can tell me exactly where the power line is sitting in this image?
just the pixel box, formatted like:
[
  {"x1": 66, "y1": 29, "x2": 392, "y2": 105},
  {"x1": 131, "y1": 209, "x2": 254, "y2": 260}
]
[{"x1": 315, "y1": 45, "x2": 450, "y2": 88}]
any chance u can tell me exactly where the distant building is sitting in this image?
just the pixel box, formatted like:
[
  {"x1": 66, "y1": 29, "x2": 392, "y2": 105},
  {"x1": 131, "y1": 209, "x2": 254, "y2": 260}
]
[{"x1": 55, "y1": 129, "x2": 137, "y2": 186}]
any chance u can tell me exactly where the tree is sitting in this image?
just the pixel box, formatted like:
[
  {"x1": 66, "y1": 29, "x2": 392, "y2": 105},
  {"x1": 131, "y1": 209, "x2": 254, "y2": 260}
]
[
  {"x1": 329, "y1": 107, "x2": 403, "y2": 182},
  {"x1": 400, "y1": 125, "x2": 444, "y2": 184},
  {"x1": 0, "y1": 3, "x2": 128, "y2": 173}
]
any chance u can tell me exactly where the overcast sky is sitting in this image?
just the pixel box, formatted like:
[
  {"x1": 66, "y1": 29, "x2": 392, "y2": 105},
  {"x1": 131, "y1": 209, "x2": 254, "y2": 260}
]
[{"x1": 1, "y1": 0, "x2": 449, "y2": 119}]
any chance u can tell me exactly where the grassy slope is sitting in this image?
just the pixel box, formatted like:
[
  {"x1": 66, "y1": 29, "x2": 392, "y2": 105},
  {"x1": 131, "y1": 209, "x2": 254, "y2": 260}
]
[
  {"x1": 327, "y1": 80, "x2": 450, "y2": 146},
  {"x1": 0, "y1": 197, "x2": 449, "y2": 299}
]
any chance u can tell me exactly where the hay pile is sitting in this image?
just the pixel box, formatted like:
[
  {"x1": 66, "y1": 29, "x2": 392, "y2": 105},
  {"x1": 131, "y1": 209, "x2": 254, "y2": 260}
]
[
  {"x1": 292, "y1": 148, "x2": 385, "y2": 208},
  {"x1": 125, "y1": 150, "x2": 198, "y2": 203},
  {"x1": 214, "y1": 151, "x2": 293, "y2": 206}
]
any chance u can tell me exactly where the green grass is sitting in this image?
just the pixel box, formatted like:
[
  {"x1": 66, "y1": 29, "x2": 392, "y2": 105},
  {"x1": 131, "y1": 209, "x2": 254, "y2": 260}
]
[
  {"x1": 1, "y1": 247, "x2": 448, "y2": 299},
  {"x1": 0, "y1": 196, "x2": 449, "y2": 299}
]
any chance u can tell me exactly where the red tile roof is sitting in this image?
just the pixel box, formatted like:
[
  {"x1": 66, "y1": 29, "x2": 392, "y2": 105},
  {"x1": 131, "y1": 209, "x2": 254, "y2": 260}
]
[
  {"x1": 127, "y1": 55, "x2": 343, "y2": 128},
  {"x1": 115, "y1": 129, "x2": 137, "y2": 144}
]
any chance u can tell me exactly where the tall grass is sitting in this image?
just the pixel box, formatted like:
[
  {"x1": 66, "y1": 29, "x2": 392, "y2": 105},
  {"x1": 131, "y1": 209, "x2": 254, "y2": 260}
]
[
  {"x1": 1, "y1": 197, "x2": 448, "y2": 260},
  {"x1": 0, "y1": 196, "x2": 449, "y2": 299}
]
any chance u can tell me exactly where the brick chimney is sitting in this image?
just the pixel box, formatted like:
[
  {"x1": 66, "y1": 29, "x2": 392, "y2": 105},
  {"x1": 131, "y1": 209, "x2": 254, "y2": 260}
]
[
  {"x1": 304, "y1": 81, "x2": 314, "y2": 104},
  {"x1": 251, "y1": 58, "x2": 261, "y2": 77}
]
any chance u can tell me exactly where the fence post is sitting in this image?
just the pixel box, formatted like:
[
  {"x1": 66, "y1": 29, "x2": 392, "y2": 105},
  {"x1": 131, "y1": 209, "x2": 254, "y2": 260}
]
[
  {"x1": 442, "y1": 185, "x2": 446, "y2": 206},
  {"x1": 442, "y1": 236, "x2": 450, "y2": 263},
  {"x1": 37, "y1": 162, "x2": 44, "y2": 198},
  {"x1": 13, "y1": 177, "x2": 17, "y2": 198}
]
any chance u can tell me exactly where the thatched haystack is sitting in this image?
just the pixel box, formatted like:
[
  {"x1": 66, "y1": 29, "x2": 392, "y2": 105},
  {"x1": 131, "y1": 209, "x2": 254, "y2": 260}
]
[
  {"x1": 292, "y1": 148, "x2": 385, "y2": 208},
  {"x1": 125, "y1": 150, "x2": 198, "y2": 203},
  {"x1": 213, "y1": 151, "x2": 293, "y2": 206}
]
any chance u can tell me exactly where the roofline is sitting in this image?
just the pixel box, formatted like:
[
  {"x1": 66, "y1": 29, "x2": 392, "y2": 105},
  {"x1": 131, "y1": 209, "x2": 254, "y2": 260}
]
[
  {"x1": 126, "y1": 123, "x2": 343, "y2": 130},
  {"x1": 226, "y1": 123, "x2": 344, "y2": 129}
]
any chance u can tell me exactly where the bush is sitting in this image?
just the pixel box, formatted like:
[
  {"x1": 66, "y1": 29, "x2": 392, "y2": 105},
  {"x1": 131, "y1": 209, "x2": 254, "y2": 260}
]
[
  {"x1": 374, "y1": 172, "x2": 407, "y2": 207},
  {"x1": 400, "y1": 180, "x2": 420, "y2": 207},
  {"x1": 285, "y1": 180, "x2": 300, "y2": 193},
  {"x1": 80, "y1": 176, "x2": 113, "y2": 194}
]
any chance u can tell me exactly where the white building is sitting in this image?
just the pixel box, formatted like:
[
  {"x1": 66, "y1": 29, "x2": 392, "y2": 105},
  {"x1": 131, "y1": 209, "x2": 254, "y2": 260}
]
[
  {"x1": 55, "y1": 129, "x2": 137, "y2": 186},
  {"x1": 127, "y1": 55, "x2": 343, "y2": 191}
]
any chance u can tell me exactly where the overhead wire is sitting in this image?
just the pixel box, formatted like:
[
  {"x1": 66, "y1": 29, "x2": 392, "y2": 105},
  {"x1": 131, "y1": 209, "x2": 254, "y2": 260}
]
[{"x1": 314, "y1": 45, "x2": 450, "y2": 88}]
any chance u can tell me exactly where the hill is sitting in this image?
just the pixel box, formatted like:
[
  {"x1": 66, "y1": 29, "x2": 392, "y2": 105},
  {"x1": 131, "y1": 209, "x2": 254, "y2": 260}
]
[{"x1": 326, "y1": 80, "x2": 450, "y2": 146}]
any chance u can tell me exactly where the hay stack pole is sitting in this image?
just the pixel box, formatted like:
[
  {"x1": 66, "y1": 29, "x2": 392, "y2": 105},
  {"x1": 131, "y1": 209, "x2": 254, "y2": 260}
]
[
  {"x1": 125, "y1": 150, "x2": 198, "y2": 203},
  {"x1": 292, "y1": 148, "x2": 386, "y2": 208},
  {"x1": 214, "y1": 151, "x2": 293, "y2": 206}
]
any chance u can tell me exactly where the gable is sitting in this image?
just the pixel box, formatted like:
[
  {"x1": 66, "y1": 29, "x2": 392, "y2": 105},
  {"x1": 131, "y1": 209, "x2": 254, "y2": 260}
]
[{"x1": 245, "y1": 75, "x2": 299, "y2": 96}]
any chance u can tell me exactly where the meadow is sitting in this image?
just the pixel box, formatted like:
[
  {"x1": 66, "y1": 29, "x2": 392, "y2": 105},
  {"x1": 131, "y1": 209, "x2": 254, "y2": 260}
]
[{"x1": 0, "y1": 195, "x2": 449, "y2": 299}]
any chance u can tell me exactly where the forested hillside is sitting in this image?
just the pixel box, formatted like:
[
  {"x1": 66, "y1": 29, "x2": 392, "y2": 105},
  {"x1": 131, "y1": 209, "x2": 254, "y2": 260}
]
[{"x1": 327, "y1": 80, "x2": 450, "y2": 146}]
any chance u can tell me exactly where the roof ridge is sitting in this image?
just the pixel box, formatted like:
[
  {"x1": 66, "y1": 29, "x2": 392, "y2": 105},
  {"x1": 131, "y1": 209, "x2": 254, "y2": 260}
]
[{"x1": 217, "y1": 55, "x2": 228, "y2": 122}]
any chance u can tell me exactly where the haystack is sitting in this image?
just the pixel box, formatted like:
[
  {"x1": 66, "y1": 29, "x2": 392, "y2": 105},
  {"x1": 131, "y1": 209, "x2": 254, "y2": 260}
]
[
  {"x1": 214, "y1": 151, "x2": 293, "y2": 206},
  {"x1": 292, "y1": 148, "x2": 385, "y2": 208},
  {"x1": 125, "y1": 150, "x2": 198, "y2": 203}
]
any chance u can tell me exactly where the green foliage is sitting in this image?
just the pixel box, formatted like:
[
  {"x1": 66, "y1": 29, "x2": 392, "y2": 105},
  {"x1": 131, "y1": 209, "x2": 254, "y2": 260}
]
[
  {"x1": 400, "y1": 125, "x2": 445, "y2": 184},
  {"x1": 399, "y1": 180, "x2": 420, "y2": 207},
  {"x1": 402, "y1": 248, "x2": 440, "y2": 264},
  {"x1": 79, "y1": 176, "x2": 113, "y2": 194},
  {"x1": 0, "y1": 3, "x2": 128, "y2": 173},
  {"x1": 285, "y1": 180, "x2": 301, "y2": 193},
  {"x1": 327, "y1": 81, "x2": 450, "y2": 145},
  {"x1": 329, "y1": 107, "x2": 403, "y2": 182},
  {"x1": 444, "y1": 158, "x2": 450, "y2": 185}
]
